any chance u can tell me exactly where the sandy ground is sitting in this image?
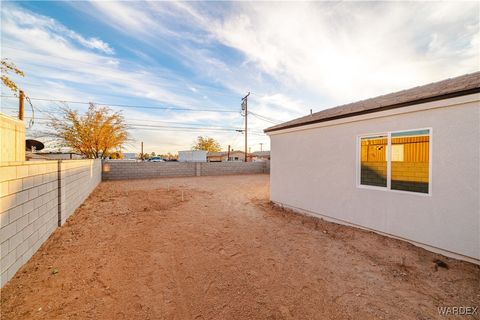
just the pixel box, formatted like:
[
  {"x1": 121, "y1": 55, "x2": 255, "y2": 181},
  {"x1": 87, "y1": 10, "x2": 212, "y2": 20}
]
[{"x1": 1, "y1": 174, "x2": 479, "y2": 320}]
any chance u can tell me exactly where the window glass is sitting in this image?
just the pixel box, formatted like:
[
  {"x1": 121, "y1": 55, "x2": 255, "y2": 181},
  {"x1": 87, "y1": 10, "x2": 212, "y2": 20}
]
[
  {"x1": 391, "y1": 129, "x2": 430, "y2": 194},
  {"x1": 360, "y1": 135, "x2": 387, "y2": 187}
]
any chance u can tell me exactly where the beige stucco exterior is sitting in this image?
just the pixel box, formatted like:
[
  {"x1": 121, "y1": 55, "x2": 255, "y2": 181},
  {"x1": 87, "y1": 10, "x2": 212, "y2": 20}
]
[
  {"x1": 0, "y1": 114, "x2": 25, "y2": 162},
  {"x1": 268, "y1": 93, "x2": 480, "y2": 263}
]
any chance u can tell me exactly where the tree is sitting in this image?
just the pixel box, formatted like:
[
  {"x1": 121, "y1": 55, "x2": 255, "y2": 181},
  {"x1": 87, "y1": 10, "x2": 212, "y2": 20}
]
[
  {"x1": 137, "y1": 153, "x2": 151, "y2": 160},
  {"x1": 192, "y1": 136, "x2": 221, "y2": 152},
  {"x1": 1, "y1": 59, "x2": 24, "y2": 95},
  {"x1": 160, "y1": 152, "x2": 178, "y2": 160},
  {"x1": 48, "y1": 103, "x2": 129, "y2": 159},
  {"x1": 109, "y1": 151, "x2": 124, "y2": 159}
]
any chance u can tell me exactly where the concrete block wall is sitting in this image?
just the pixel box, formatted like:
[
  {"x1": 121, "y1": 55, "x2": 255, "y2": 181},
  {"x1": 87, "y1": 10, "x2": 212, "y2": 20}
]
[
  {"x1": 102, "y1": 161, "x2": 268, "y2": 180},
  {"x1": 0, "y1": 161, "x2": 59, "y2": 287},
  {"x1": 200, "y1": 162, "x2": 267, "y2": 176},
  {"x1": 102, "y1": 161, "x2": 196, "y2": 180},
  {"x1": 59, "y1": 160, "x2": 102, "y2": 225},
  {"x1": 0, "y1": 159, "x2": 102, "y2": 287},
  {"x1": 391, "y1": 162, "x2": 429, "y2": 183},
  {"x1": 391, "y1": 161, "x2": 429, "y2": 193}
]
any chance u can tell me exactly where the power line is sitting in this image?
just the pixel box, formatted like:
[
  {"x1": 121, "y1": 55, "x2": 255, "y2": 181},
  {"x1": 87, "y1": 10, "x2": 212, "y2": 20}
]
[
  {"x1": 0, "y1": 95, "x2": 239, "y2": 113},
  {"x1": 1, "y1": 109, "x2": 262, "y2": 131},
  {"x1": 1, "y1": 110, "x2": 266, "y2": 135},
  {"x1": 249, "y1": 111, "x2": 282, "y2": 124},
  {"x1": 31, "y1": 118, "x2": 265, "y2": 135},
  {"x1": 250, "y1": 113, "x2": 279, "y2": 124},
  {"x1": 1, "y1": 94, "x2": 268, "y2": 136}
]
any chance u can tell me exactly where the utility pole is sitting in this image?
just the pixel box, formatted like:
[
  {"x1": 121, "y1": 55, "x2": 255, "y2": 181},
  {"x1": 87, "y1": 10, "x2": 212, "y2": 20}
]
[
  {"x1": 19, "y1": 90, "x2": 25, "y2": 121},
  {"x1": 227, "y1": 144, "x2": 231, "y2": 162},
  {"x1": 260, "y1": 143, "x2": 263, "y2": 152},
  {"x1": 241, "y1": 92, "x2": 250, "y2": 162},
  {"x1": 141, "y1": 141, "x2": 144, "y2": 161}
]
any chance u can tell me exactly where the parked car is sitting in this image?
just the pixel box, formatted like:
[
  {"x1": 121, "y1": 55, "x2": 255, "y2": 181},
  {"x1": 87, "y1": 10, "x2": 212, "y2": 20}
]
[{"x1": 148, "y1": 157, "x2": 165, "y2": 162}]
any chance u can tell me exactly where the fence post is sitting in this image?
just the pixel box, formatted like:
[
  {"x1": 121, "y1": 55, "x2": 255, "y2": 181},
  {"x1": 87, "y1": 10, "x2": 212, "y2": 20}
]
[{"x1": 57, "y1": 160, "x2": 62, "y2": 226}]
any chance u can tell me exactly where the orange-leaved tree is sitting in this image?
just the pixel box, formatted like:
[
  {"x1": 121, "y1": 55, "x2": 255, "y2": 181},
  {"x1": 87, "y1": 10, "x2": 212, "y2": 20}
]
[
  {"x1": 1, "y1": 58, "x2": 24, "y2": 95},
  {"x1": 192, "y1": 136, "x2": 221, "y2": 152},
  {"x1": 49, "y1": 103, "x2": 129, "y2": 159}
]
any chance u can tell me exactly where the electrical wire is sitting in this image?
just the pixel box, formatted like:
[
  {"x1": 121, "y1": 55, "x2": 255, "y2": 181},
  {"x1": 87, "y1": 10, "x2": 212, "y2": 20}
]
[
  {"x1": 9, "y1": 114, "x2": 264, "y2": 134},
  {"x1": 30, "y1": 118, "x2": 265, "y2": 135},
  {"x1": 25, "y1": 96, "x2": 35, "y2": 128},
  {"x1": 0, "y1": 106, "x2": 266, "y2": 134},
  {"x1": 0, "y1": 95, "x2": 239, "y2": 113},
  {"x1": 249, "y1": 111, "x2": 281, "y2": 123},
  {"x1": 249, "y1": 111, "x2": 282, "y2": 124}
]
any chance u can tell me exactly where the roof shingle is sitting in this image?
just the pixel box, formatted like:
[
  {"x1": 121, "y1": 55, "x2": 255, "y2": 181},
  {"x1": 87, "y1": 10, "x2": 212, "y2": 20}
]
[{"x1": 265, "y1": 72, "x2": 480, "y2": 133}]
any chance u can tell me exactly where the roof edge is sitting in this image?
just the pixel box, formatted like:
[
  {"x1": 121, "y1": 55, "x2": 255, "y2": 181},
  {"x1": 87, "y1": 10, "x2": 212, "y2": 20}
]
[{"x1": 264, "y1": 87, "x2": 480, "y2": 133}]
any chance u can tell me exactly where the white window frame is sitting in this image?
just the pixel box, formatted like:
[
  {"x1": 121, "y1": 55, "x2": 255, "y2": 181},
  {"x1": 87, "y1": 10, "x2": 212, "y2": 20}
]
[{"x1": 356, "y1": 127, "x2": 432, "y2": 196}]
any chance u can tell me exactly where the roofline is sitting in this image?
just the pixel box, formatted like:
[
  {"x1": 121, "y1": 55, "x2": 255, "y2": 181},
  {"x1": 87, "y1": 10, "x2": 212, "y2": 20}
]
[{"x1": 264, "y1": 87, "x2": 480, "y2": 133}]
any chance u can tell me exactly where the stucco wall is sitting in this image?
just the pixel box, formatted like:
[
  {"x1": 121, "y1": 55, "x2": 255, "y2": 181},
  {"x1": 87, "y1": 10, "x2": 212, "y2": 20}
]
[
  {"x1": 0, "y1": 114, "x2": 25, "y2": 162},
  {"x1": 269, "y1": 95, "x2": 479, "y2": 263}
]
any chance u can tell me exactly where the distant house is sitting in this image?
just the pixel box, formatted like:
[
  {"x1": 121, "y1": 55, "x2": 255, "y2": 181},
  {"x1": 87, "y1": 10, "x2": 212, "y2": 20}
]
[
  {"x1": 265, "y1": 72, "x2": 480, "y2": 264},
  {"x1": 206, "y1": 151, "x2": 225, "y2": 162},
  {"x1": 207, "y1": 150, "x2": 251, "y2": 162},
  {"x1": 178, "y1": 150, "x2": 207, "y2": 162},
  {"x1": 123, "y1": 153, "x2": 137, "y2": 160},
  {"x1": 251, "y1": 151, "x2": 270, "y2": 162}
]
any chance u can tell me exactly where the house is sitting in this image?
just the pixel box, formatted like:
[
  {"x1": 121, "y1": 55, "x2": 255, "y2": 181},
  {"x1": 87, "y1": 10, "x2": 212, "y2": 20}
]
[
  {"x1": 207, "y1": 151, "x2": 226, "y2": 162},
  {"x1": 251, "y1": 151, "x2": 270, "y2": 162},
  {"x1": 123, "y1": 153, "x2": 137, "y2": 160},
  {"x1": 207, "y1": 150, "x2": 251, "y2": 162},
  {"x1": 265, "y1": 72, "x2": 480, "y2": 264},
  {"x1": 178, "y1": 150, "x2": 207, "y2": 162}
]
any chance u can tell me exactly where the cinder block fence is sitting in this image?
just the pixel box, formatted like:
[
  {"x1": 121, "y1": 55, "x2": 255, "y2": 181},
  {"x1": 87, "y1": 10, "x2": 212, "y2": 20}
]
[
  {"x1": 102, "y1": 160, "x2": 269, "y2": 180},
  {"x1": 0, "y1": 159, "x2": 101, "y2": 287},
  {"x1": 1, "y1": 159, "x2": 268, "y2": 287}
]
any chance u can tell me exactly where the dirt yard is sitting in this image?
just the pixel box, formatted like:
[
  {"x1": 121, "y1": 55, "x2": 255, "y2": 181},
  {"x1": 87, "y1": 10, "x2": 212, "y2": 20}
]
[{"x1": 1, "y1": 175, "x2": 478, "y2": 319}]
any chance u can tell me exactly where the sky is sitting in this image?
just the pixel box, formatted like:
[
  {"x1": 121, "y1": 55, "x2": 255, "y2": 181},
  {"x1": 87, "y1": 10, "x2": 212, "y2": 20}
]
[{"x1": 1, "y1": 1, "x2": 479, "y2": 154}]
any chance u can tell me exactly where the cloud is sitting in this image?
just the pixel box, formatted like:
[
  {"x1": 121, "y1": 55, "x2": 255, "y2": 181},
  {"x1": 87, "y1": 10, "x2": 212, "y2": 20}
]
[
  {"x1": 3, "y1": 1, "x2": 478, "y2": 154},
  {"x1": 174, "y1": 1, "x2": 479, "y2": 104},
  {"x1": 67, "y1": 33, "x2": 114, "y2": 55},
  {"x1": 84, "y1": 1, "x2": 478, "y2": 117},
  {"x1": 1, "y1": 4, "x2": 260, "y2": 153},
  {"x1": 3, "y1": 4, "x2": 114, "y2": 54},
  {"x1": 1, "y1": 4, "x2": 239, "y2": 110}
]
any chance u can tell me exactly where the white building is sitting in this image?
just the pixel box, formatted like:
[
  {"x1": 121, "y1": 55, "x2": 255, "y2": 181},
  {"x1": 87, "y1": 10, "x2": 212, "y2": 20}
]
[
  {"x1": 265, "y1": 72, "x2": 480, "y2": 264},
  {"x1": 178, "y1": 150, "x2": 207, "y2": 162}
]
